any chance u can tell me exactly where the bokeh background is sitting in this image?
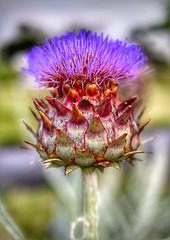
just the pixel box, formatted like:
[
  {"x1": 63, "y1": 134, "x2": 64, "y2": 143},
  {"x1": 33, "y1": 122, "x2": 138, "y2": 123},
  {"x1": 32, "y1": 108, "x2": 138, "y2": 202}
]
[{"x1": 0, "y1": 0, "x2": 170, "y2": 239}]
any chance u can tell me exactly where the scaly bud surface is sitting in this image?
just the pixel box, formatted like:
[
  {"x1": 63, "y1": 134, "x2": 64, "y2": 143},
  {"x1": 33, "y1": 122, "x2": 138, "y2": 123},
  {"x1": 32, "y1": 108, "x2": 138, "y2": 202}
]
[{"x1": 23, "y1": 30, "x2": 149, "y2": 175}]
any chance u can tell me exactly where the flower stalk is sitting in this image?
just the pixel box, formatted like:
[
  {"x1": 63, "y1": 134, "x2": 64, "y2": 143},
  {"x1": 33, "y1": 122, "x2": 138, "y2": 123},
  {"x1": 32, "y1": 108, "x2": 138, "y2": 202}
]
[{"x1": 82, "y1": 171, "x2": 99, "y2": 240}]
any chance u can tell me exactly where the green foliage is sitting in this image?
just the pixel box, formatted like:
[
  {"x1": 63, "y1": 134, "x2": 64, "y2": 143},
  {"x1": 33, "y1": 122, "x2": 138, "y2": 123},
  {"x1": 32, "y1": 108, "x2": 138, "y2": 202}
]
[
  {"x1": 0, "y1": 83, "x2": 21, "y2": 146},
  {"x1": 0, "y1": 62, "x2": 18, "y2": 83},
  {"x1": 0, "y1": 186, "x2": 56, "y2": 240},
  {"x1": 145, "y1": 65, "x2": 170, "y2": 127}
]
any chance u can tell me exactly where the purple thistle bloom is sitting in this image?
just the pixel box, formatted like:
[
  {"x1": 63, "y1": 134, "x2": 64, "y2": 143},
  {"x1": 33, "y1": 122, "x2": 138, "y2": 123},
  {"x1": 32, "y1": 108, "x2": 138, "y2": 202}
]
[
  {"x1": 22, "y1": 29, "x2": 148, "y2": 90},
  {"x1": 23, "y1": 29, "x2": 151, "y2": 177}
]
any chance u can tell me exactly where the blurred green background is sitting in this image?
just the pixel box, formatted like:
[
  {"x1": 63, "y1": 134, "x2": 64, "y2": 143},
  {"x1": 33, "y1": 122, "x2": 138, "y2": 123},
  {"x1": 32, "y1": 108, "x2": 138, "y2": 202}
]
[{"x1": 0, "y1": 0, "x2": 170, "y2": 239}]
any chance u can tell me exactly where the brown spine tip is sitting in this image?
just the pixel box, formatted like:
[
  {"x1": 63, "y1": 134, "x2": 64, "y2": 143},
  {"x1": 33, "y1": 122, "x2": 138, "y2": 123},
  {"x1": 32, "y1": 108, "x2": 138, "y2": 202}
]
[
  {"x1": 22, "y1": 120, "x2": 36, "y2": 137},
  {"x1": 71, "y1": 103, "x2": 85, "y2": 123},
  {"x1": 39, "y1": 111, "x2": 53, "y2": 131},
  {"x1": 64, "y1": 84, "x2": 71, "y2": 94},
  {"x1": 86, "y1": 83, "x2": 99, "y2": 97},
  {"x1": 68, "y1": 88, "x2": 80, "y2": 102},
  {"x1": 33, "y1": 98, "x2": 44, "y2": 112},
  {"x1": 139, "y1": 118, "x2": 151, "y2": 133},
  {"x1": 35, "y1": 98, "x2": 49, "y2": 112}
]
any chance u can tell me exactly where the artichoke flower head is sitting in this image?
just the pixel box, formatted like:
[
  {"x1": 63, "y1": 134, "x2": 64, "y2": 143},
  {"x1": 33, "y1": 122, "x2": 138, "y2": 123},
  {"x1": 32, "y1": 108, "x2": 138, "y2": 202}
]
[{"x1": 22, "y1": 30, "x2": 150, "y2": 175}]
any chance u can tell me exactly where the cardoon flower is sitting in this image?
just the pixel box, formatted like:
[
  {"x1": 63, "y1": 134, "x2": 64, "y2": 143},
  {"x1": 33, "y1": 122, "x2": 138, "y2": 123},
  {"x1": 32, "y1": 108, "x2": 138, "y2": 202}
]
[
  {"x1": 23, "y1": 29, "x2": 149, "y2": 175},
  {"x1": 22, "y1": 29, "x2": 151, "y2": 240}
]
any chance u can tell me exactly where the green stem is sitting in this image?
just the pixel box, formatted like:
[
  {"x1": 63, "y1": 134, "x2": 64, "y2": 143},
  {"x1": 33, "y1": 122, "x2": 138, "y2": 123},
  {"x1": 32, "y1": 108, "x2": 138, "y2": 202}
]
[
  {"x1": 0, "y1": 200, "x2": 25, "y2": 240},
  {"x1": 82, "y1": 171, "x2": 99, "y2": 240}
]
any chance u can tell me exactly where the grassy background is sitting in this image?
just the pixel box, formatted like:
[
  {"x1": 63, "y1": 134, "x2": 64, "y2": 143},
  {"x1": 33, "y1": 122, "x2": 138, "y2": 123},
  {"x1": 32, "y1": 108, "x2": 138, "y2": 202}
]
[{"x1": 0, "y1": 186, "x2": 56, "y2": 240}]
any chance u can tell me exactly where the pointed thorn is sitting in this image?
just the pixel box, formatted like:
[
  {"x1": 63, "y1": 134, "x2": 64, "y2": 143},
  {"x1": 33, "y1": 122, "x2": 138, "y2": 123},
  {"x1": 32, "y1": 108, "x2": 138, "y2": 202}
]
[
  {"x1": 36, "y1": 98, "x2": 49, "y2": 111},
  {"x1": 22, "y1": 120, "x2": 36, "y2": 137},
  {"x1": 139, "y1": 119, "x2": 151, "y2": 133},
  {"x1": 46, "y1": 96, "x2": 71, "y2": 116},
  {"x1": 116, "y1": 106, "x2": 132, "y2": 125},
  {"x1": 65, "y1": 165, "x2": 80, "y2": 175},
  {"x1": 43, "y1": 158, "x2": 66, "y2": 166},
  {"x1": 43, "y1": 159, "x2": 55, "y2": 164},
  {"x1": 124, "y1": 150, "x2": 145, "y2": 157},
  {"x1": 96, "y1": 98, "x2": 112, "y2": 117},
  {"x1": 24, "y1": 140, "x2": 37, "y2": 148},
  {"x1": 124, "y1": 150, "x2": 152, "y2": 157},
  {"x1": 109, "y1": 162, "x2": 120, "y2": 170},
  {"x1": 39, "y1": 111, "x2": 53, "y2": 131},
  {"x1": 71, "y1": 103, "x2": 85, "y2": 123},
  {"x1": 33, "y1": 98, "x2": 52, "y2": 131},
  {"x1": 87, "y1": 114, "x2": 106, "y2": 134},
  {"x1": 29, "y1": 107, "x2": 40, "y2": 121},
  {"x1": 94, "y1": 161, "x2": 110, "y2": 168},
  {"x1": 137, "y1": 107, "x2": 146, "y2": 122},
  {"x1": 141, "y1": 136, "x2": 158, "y2": 145},
  {"x1": 118, "y1": 95, "x2": 138, "y2": 112},
  {"x1": 33, "y1": 98, "x2": 45, "y2": 113}
]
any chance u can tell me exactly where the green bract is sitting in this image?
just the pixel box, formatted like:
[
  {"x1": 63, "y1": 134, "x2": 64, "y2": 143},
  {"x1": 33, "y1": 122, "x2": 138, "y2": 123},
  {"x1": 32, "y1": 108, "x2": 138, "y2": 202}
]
[{"x1": 24, "y1": 83, "x2": 149, "y2": 175}]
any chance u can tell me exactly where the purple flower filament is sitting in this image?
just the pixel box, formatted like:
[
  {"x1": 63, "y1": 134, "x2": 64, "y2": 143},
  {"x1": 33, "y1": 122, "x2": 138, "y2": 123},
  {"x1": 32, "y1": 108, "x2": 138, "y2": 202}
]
[{"x1": 22, "y1": 29, "x2": 148, "y2": 90}]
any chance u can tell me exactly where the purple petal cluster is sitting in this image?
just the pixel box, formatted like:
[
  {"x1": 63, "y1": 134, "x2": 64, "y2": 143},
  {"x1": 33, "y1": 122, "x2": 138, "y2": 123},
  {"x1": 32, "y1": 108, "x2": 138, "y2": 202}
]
[{"x1": 22, "y1": 29, "x2": 148, "y2": 89}]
